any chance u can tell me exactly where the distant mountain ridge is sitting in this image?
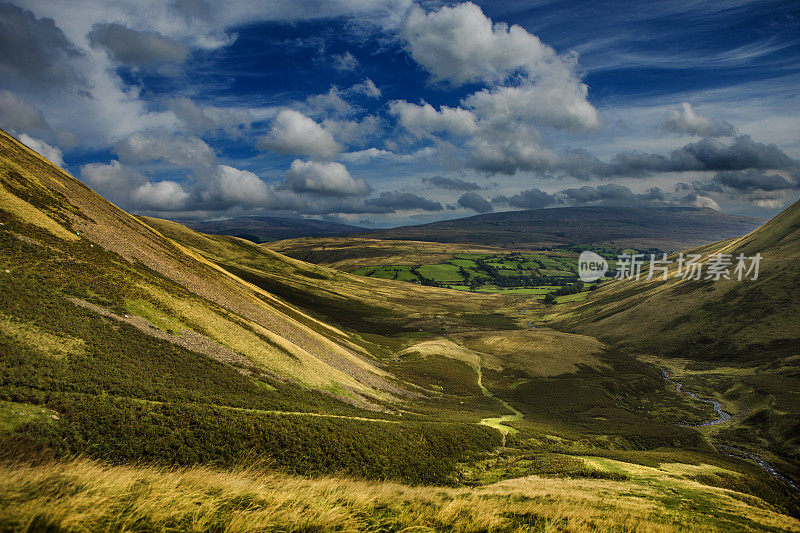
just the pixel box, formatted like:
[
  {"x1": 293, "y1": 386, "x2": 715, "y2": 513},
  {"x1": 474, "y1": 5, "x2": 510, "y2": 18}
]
[
  {"x1": 361, "y1": 206, "x2": 764, "y2": 251},
  {"x1": 178, "y1": 216, "x2": 365, "y2": 242}
]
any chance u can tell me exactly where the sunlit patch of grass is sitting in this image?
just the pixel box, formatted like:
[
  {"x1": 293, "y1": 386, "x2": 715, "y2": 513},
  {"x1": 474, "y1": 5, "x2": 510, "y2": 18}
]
[
  {"x1": 0, "y1": 401, "x2": 57, "y2": 432},
  {"x1": 455, "y1": 328, "x2": 610, "y2": 377},
  {"x1": 0, "y1": 314, "x2": 85, "y2": 359},
  {"x1": 556, "y1": 291, "x2": 590, "y2": 303},
  {"x1": 0, "y1": 182, "x2": 77, "y2": 241},
  {"x1": 139, "y1": 284, "x2": 377, "y2": 396},
  {"x1": 417, "y1": 263, "x2": 465, "y2": 282},
  {"x1": 124, "y1": 298, "x2": 186, "y2": 334}
]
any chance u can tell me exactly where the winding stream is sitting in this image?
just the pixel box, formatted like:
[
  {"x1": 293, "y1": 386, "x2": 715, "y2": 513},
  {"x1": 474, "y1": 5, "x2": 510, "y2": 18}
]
[
  {"x1": 661, "y1": 369, "x2": 732, "y2": 426},
  {"x1": 661, "y1": 368, "x2": 797, "y2": 491}
]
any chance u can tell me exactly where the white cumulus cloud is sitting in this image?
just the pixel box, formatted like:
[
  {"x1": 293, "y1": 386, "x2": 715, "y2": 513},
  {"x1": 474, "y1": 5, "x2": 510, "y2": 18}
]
[
  {"x1": 389, "y1": 101, "x2": 478, "y2": 137},
  {"x1": 402, "y1": 2, "x2": 564, "y2": 85},
  {"x1": 257, "y1": 109, "x2": 341, "y2": 160},
  {"x1": 664, "y1": 103, "x2": 737, "y2": 137},
  {"x1": 18, "y1": 133, "x2": 64, "y2": 167},
  {"x1": 206, "y1": 165, "x2": 272, "y2": 206},
  {"x1": 282, "y1": 159, "x2": 370, "y2": 196},
  {"x1": 392, "y1": 2, "x2": 599, "y2": 175},
  {"x1": 132, "y1": 180, "x2": 189, "y2": 211}
]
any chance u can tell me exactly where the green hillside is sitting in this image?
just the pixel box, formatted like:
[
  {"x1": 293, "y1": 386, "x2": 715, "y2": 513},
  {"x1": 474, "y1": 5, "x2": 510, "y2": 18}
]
[
  {"x1": 550, "y1": 198, "x2": 800, "y2": 484},
  {"x1": 552, "y1": 199, "x2": 800, "y2": 361},
  {"x1": 1, "y1": 128, "x2": 798, "y2": 530}
]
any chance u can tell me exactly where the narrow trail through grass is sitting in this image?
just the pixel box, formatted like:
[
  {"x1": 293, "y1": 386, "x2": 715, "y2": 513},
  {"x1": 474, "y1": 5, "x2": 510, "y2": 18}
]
[{"x1": 476, "y1": 366, "x2": 523, "y2": 446}]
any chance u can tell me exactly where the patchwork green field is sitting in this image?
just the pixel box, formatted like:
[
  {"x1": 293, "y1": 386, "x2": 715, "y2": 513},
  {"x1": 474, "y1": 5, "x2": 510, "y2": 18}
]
[{"x1": 351, "y1": 251, "x2": 612, "y2": 301}]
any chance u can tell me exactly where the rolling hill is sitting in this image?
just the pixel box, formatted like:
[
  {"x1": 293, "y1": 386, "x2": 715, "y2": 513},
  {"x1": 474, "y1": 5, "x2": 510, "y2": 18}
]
[
  {"x1": 178, "y1": 215, "x2": 365, "y2": 243},
  {"x1": 1, "y1": 127, "x2": 798, "y2": 530},
  {"x1": 265, "y1": 237, "x2": 507, "y2": 271},
  {"x1": 360, "y1": 206, "x2": 763, "y2": 251}
]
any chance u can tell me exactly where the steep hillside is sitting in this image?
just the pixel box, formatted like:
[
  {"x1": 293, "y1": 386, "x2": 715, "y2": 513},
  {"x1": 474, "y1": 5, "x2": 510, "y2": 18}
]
[
  {"x1": 553, "y1": 198, "x2": 800, "y2": 361},
  {"x1": 549, "y1": 198, "x2": 800, "y2": 481},
  {"x1": 360, "y1": 206, "x2": 763, "y2": 251},
  {"x1": 0, "y1": 128, "x2": 515, "y2": 481},
  {"x1": 0, "y1": 130, "x2": 405, "y2": 404},
  {"x1": 178, "y1": 215, "x2": 364, "y2": 243}
]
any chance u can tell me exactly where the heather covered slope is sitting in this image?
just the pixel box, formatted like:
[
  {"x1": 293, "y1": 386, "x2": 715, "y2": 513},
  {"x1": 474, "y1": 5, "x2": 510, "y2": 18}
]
[
  {"x1": 361, "y1": 206, "x2": 763, "y2": 251},
  {"x1": 552, "y1": 198, "x2": 800, "y2": 362},
  {"x1": 0, "y1": 128, "x2": 513, "y2": 481},
  {"x1": 0, "y1": 129, "x2": 404, "y2": 403}
]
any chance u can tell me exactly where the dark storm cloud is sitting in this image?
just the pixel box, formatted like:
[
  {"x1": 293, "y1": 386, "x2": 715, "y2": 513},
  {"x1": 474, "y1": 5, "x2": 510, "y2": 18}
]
[
  {"x1": 556, "y1": 135, "x2": 800, "y2": 181},
  {"x1": 0, "y1": 90, "x2": 48, "y2": 132},
  {"x1": 88, "y1": 23, "x2": 189, "y2": 66},
  {"x1": 457, "y1": 192, "x2": 492, "y2": 213},
  {"x1": 423, "y1": 176, "x2": 481, "y2": 191},
  {"x1": 367, "y1": 192, "x2": 443, "y2": 212},
  {"x1": 710, "y1": 169, "x2": 798, "y2": 192},
  {"x1": 507, "y1": 188, "x2": 557, "y2": 209},
  {"x1": 674, "y1": 136, "x2": 798, "y2": 172},
  {"x1": 561, "y1": 184, "x2": 665, "y2": 206},
  {"x1": 0, "y1": 3, "x2": 83, "y2": 89}
]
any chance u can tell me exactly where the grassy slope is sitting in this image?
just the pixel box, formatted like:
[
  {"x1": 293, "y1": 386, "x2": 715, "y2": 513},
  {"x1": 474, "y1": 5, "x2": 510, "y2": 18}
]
[
  {"x1": 2, "y1": 458, "x2": 798, "y2": 532},
  {"x1": 548, "y1": 198, "x2": 800, "y2": 482},
  {"x1": 1, "y1": 128, "x2": 798, "y2": 528},
  {"x1": 551, "y1": 200, "x2": 800, "y2": 361},
  {"x1": 0, "y1": 129, "x2": 503, "y2": 482},
  {"x1": 0, "y1": 130, "x2": 407, "y2": 402},
  {"x1": 265, "y1": 236, "x2": 505, "y2": 271}
]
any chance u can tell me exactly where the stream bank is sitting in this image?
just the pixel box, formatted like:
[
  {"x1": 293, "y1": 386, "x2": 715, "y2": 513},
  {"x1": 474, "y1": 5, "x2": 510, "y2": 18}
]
[{"x1": 661, "y1": 368, "x2": 796, "y2": 491}]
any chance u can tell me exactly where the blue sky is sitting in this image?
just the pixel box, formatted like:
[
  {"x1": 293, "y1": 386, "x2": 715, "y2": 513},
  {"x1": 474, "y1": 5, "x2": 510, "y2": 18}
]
[{"x1": 1, "y1": 0, "x2": 799, "y2": 226}]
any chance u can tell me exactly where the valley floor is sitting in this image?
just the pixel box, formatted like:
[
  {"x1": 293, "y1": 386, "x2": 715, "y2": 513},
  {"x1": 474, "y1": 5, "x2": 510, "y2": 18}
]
[{"x1": 1, "y1": 458, "x2": 799, "y2": 532}]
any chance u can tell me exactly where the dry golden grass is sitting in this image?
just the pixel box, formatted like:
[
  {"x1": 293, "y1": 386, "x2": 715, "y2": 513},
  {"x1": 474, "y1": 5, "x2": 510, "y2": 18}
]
[
  {"x1": 1, "y1": 459, "x2": 797, "y2": 532},
  {"x1": 0, "y1": 181, "x2": 77, "y2": 241},
  {"x1": 454, "y1": 328, "x2": 610, "y2": 377},
  {"x1": 398, "y1": 338, "x2": 501, "y2": 372}
]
